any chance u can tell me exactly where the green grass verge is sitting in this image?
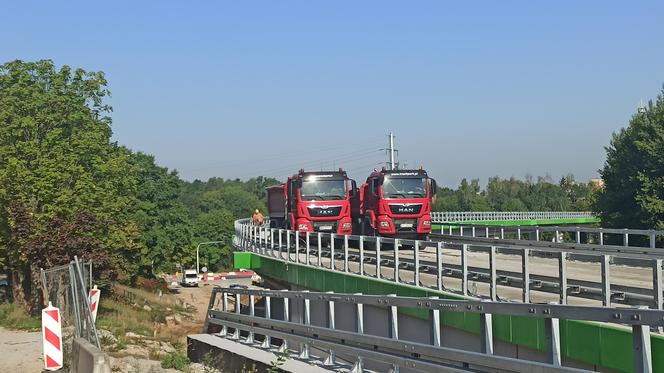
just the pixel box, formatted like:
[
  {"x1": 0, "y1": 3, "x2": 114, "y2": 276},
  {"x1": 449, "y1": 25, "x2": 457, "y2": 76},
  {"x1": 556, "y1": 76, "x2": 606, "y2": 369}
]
[{"x1": 0, "y1": 302, "x2": 41, "y2": 330}]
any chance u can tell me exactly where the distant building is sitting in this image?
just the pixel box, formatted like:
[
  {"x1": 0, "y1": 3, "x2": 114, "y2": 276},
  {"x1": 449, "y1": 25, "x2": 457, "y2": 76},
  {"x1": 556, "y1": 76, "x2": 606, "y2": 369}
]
[{"x1": 590, "y1": 178, "x2": 605, "y2": 190}]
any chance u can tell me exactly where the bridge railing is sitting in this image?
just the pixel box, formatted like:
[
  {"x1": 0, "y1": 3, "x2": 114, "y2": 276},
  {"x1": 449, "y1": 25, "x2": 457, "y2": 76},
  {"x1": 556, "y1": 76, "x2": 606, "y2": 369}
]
[
  {"x1": 233, "y1": 219, "x2": 664, "y2": 310},
  {"x1": 430, "y1": 211, "x2": 595, "y2": 223},
  {"x1": 204, "y1": 287, "x2": 661, "y2": 373},
  {"x1": 435, "y1": 224, "x2": 664, "y2": 249}
]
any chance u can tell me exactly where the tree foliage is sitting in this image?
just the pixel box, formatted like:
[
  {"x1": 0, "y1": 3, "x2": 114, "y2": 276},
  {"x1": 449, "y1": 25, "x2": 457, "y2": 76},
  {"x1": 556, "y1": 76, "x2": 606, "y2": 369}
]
[
  {"x1": 433, "y1": 175, "x2": 593, "y2": 212},
  {"x1": 0, "y1": 60, "x2": 279, "y2": 313},
  {"x1": 0, "y1": 60, "x2": 141, "y2": 312},
  {"x1": 129, "y1": 151, "x2": 192, "y2": 275},
  {"x1": 595, "y1": 88, "x2": 664, "y2": 230}
]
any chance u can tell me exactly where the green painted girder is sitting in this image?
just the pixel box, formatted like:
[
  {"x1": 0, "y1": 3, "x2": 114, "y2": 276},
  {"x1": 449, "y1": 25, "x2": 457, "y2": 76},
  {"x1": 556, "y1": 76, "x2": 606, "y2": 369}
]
[{"x1": 234, "y1": 251, "x2": 661, "y2": 373}]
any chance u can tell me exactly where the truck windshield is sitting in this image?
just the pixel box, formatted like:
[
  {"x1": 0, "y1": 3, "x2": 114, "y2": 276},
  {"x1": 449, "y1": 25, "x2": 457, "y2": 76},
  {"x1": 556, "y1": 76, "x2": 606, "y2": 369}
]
[
  {"x1": 185, "y1": 273, "x2": 198, "y2": 278},
  {"x1": 300, "y1": 179, "x2": 347, "y2": 201},
  {"x1": 382, "y1": 177, "x2": 426, "y2": 198}
]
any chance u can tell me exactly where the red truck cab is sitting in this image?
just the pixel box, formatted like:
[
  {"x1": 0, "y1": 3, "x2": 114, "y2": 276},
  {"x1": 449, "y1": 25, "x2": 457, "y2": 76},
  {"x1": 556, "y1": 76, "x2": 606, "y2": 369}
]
[
  {"x1": 267, "y1": 169, "x2": 356, "y2": 235},
  {"x1": 357, "y1": 168, "x2": 437, "y2": 240}
]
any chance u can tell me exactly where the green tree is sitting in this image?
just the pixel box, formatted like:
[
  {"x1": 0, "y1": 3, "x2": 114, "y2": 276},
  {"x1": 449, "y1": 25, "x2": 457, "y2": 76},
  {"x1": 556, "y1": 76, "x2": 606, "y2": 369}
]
[
  {"x1": 595, "y1": 88, "x2": 664, "y2": 230},
  {"x1": 129, "y1": 151, "x2": 193, "y2": 275},
  {"x1": 192, "y1": 209, "x2": 235, "y2": 271},
  {"x1": 457, "y1": 179, "x2": 490, "y2": 211},
  {"x1": 0, "y1": 60, "x2": 139, "y2": 311}
]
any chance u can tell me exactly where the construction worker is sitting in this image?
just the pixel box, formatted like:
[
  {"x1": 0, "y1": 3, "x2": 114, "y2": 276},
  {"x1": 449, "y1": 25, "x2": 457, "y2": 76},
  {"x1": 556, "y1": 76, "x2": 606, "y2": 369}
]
[{"x1": 251, "y1": 208, "x2": 264, "y2": 226}]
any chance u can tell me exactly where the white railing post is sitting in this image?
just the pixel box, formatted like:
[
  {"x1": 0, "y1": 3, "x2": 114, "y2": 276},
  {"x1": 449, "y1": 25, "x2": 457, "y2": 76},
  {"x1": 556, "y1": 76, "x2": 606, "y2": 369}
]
[
  {"x1": 414, "y1": 240, "x2": 420, "y2": 286},
  {"x1": 351, "y1": 293, "x2": 365, "y2": 372},
  {"x1": 299, "y1": 290, "x2": 310, "y2": 359},
  {"x1": 344, "y1": 234, "x2": 349, "y2": 273},
  {"x1": 394, "y1": 239, "x2": 400, "y2": 283},
  {"x1": 436, "y1": 242, "x2": 443, "y2": 291},
  {"x1": 323, "y1": 291, "x2": 336, "y2": 365},
  {"x1": 260, "y1": 292, "x2": 271, "y2": 348},
  {"x1": 376, "y1": 237, "x2": 382, "y2": 280},
  {"x1": 246, "y1": 294, "x2": 255, "y2": 343},
  {"x1": 545, "y1": 303, "x2": 561, "y2": 366},
  {"x1": 359, "y1": 236, "x2": 365, "y2": 276},
  {"x1": 305, "y1": 231, "x2": 310, "y2": 265},
  {"x1": 429, "y1": 296, "x2": 441, "y2": 347},
  {"x1": 231, "y1": 293, "x2": 241, "y2": 339},
  {"x1": 330, "y1": 233, "x2": 336, "y2": 270},
  {"x1": 317, "y1": 232, "x2": 322, "y2": 267},
  {"x1": 279, "y1": 291, "x2": 289, "y2": 352}
]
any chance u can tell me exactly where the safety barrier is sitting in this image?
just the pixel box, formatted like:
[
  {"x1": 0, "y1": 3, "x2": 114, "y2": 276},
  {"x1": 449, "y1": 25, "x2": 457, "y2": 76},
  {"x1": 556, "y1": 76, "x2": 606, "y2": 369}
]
[
  {"x1": 204, "y1": 287, "x2": 662, "y2": 373},
  {"x1": 71, "y1": 337, "x2": 111, "y2": 373}
]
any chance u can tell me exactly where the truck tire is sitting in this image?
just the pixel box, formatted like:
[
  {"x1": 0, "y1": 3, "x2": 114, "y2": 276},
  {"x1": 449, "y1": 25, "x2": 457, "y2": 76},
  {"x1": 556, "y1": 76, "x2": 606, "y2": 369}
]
[{"x1": 360, "y1": 218, "x2": 375, "y2": 237}]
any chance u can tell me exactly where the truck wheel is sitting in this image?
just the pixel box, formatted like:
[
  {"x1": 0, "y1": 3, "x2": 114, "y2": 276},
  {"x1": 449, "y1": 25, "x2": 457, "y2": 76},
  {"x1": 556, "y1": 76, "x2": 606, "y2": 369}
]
[{"x1": 360, "y1": 218, "x2": 374, "y2": 237}]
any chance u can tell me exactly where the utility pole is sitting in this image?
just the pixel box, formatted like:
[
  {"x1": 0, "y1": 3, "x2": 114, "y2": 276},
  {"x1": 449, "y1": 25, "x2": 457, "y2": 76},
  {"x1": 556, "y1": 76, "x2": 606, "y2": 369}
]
[{"x1": 388, "y1": 132, "x2": 397, "y2": 170}]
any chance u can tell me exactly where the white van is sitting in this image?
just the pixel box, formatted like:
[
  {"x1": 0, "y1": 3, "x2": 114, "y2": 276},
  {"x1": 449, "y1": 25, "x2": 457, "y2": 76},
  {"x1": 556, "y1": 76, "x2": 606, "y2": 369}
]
[{"x1": 180, "y1": 269, "x2": 199, "y2": 287}]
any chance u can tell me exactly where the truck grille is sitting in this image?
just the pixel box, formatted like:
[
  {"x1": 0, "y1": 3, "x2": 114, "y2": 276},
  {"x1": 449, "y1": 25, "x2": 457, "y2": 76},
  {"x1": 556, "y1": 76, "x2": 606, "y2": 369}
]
[
  {"x1": 308, "y1": 206, "x2": 342, "y2": 217},
  {"x1": 389, "y1": 204, "x2": 422, "y2": 215}
]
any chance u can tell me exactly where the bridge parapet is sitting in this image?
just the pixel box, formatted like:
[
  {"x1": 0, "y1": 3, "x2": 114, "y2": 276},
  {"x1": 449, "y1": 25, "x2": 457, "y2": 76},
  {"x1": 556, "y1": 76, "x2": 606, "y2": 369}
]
[
  {"x1": 234, "y1": 218, "x2": 664, "y2": 309},
  {"x1": 203, "y1": 287, "x2": 661, "y2": 373},
  {"x1": 233, "y1": 218, "x2": 664, "y2": 372}
]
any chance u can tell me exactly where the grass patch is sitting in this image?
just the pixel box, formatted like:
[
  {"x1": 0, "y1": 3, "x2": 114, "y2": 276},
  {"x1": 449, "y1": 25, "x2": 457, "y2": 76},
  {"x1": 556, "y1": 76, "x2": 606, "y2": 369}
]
[
  {"x1": 0, "y1": 302, "x2": 41, "y2": 330},
  {"x1": 98, "y1": 284, "x2": 197, "y2": 347},
  {"x1": 161, "y1": 350, "x2": 190, "y2": 371},
  {"x1": 114, "y1": 284, "x2": 188, "y2": 313},
  {"x1": 97, "y1": 298, "x2": 154, "y2": 338}
]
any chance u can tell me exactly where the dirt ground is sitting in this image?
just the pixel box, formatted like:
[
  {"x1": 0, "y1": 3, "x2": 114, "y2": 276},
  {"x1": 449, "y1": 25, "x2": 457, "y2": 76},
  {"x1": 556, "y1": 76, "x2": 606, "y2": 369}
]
[
  {"x1": 0, "y1": 276, "x2": 257, "y2": 372},
  {"x1": 0, "y1": 327, "x2": 43, "y2": 372},
  {"x1": 170, "y1": 277, "x2": 256, "y2": 323}
]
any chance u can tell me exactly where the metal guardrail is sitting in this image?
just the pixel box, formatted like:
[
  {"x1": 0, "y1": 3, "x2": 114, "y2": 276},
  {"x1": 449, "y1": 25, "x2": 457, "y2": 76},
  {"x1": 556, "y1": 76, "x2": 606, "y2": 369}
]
[
  {"x1": 204, "y1": 287, "x2": 660, "y2": 373},
  {"x1": 431, "y1": 211, "x2": 595, "y2": 223},
  {"x1": 435, "y1": 224, "x2": 664, "y2": 250},
  {"x1": 235, "y1": 219, "x2": 664, "y2": 309},
  {"x1": 40, "y1": 256, "x2": 100, "y2": 349}
]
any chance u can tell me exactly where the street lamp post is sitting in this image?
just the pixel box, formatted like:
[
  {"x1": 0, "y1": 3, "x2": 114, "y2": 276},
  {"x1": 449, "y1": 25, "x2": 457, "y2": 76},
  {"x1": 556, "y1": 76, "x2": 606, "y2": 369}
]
[{"x1": 196, "y1": 240, "x2": 226, "y2": 274}]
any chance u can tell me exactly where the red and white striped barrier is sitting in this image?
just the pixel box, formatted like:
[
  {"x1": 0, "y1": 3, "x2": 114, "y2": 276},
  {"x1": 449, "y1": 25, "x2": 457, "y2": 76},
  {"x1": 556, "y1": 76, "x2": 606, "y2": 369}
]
[
  {"x1": 42, "y1": 302, "x2": 63, "y2": 371},
  {"x1": 89, "y1": 286, "x2": 100, "y2": 323},
  {"x1": 220, "y1": 270, "x2": 254, "y2": 280}
]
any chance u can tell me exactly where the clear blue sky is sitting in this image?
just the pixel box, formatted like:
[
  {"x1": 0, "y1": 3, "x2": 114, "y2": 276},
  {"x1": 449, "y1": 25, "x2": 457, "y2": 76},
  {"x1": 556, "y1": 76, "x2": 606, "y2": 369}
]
[{"x1": 2, "y1": 1, "x2": 663, "y2": 187}]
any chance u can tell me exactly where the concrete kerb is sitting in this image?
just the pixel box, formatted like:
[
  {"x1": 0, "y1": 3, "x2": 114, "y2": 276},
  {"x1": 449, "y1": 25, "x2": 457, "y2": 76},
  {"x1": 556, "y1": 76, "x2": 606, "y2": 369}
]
[{"x1": 71, "y1": 337, "x2": 112, "y2": 373}]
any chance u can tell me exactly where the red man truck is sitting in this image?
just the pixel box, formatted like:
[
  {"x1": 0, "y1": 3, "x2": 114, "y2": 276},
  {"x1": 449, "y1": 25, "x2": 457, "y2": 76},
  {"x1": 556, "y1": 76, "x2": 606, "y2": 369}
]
[
  {"x1": 356, "y1": 168, "x2": 437, "y2": 240},
  {"x1": 266, "y1": 169, "x2": 357, "y2": 235}
]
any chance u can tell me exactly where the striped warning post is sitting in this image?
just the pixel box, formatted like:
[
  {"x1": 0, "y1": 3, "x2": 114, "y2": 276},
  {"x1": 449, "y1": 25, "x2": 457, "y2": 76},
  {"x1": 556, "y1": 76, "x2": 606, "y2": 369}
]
[
  {"x1": 41, "y1": 302, "x2": 63, "y2": 371},
  {"x1": 89, "y1": 285, "x2": 100, "y2": 323}
]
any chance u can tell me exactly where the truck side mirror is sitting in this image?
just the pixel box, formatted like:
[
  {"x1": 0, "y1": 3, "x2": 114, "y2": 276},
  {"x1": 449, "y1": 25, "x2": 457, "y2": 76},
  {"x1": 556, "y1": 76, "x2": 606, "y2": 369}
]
[
  {"x1": 350, "y1": 180, "x2": 357, "y2": 197},
  {"x1": 370, "y1": 179, "x2": 378, "y2": 197},
  {"x1": 430, "y1": 178, "x2": 437, "y2": 196}
]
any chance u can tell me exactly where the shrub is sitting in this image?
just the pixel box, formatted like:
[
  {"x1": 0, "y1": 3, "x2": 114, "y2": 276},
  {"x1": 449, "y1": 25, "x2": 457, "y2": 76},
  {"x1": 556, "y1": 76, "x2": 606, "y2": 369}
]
[
  {"x1": 161, "y1": 350, "x2": 190, "y2": 371},
  {"x1": 135, "y1": 276, "x2": 169, "y2": 293}
]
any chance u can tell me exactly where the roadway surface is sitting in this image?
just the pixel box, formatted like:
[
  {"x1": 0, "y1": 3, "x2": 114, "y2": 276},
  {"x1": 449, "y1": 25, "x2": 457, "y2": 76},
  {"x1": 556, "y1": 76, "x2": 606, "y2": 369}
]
[{"x1": 0, "y1": 327, "x2": 43, "y2": 372}]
